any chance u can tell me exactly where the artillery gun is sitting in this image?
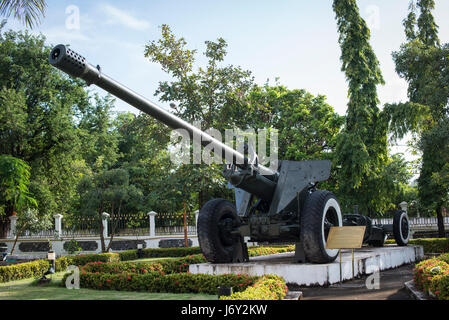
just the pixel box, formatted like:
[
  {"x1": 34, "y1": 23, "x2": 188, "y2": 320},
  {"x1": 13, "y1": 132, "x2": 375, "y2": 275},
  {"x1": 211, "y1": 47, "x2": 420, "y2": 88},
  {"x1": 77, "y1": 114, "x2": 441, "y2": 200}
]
[{"x1": 49, "y1": 44, "x2": 410, "y2": 264}]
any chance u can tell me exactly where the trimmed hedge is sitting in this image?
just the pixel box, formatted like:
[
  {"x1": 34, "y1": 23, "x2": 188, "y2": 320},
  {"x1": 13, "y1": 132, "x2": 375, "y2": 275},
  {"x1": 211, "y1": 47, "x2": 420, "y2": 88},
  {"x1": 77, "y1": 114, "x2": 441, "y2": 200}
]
[
  {"x1": 81, "y1": 261, "x2": 164, "y2": 275},
  {"x1": 0, "y1": 252, "x2": 121, "y2": 284},
  {"x1": 157, "y1": 254, "x2": 207, "y2": 274},
  {"x1": 68, "y1": 253, "x2": 120, "y2": 266},
  {"x1": 386, "y1": 238, "x2": 449, "y2": 253},
  {"x1": 119, "y1": 245, "x2": 296, "y2": 261},
  {"x1": 62, "y1": 270, "x2": 259, "y2": 295},
  {"x1": 0, "y1": 259, "x2": 50, "y2": 283},
  {"x1": 413, "y1": 254, "x2": 449, "y2": 300},
  {"x1": 84, "y1": 254, "x2": 207, "y2": 275},
  {"x1": 220, "y1": 275, "x2": 288, "y2": 300},
  {"x1": 248, "y1": 245, "x2": 295, "y2": 257},
  {"x1": 61, "y1": 253, "x2": 288, "y2": 299},
  {"x1": 119, "y1": 247, "x2": 202, "y2": 261}
]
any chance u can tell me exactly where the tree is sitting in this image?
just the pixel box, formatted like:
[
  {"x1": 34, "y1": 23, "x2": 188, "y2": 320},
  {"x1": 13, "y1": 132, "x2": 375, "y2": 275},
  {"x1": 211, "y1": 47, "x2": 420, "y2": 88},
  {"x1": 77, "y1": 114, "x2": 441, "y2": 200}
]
[
  {"x1": 144, "y1": 25, "x2": 256, "y2": 208},
  {"x1": 0, "y1": 26, "x2": 103, "y2": 222},
  {"x1": 332, "y1": 0, "x2": 391, "y2": 215},
  {"x1": 77, "y1": 168, "x2": 142, "y2": 252},
  {"x1": 10, "y1": 208, "x2": 50, "y2": 254},
  {"x1": 0, "y1": 155, "x2": 37, "y2": 237},
  {"x1": 77, "y1": 94, "x2": 119, "y2": 171},
  {"x1": 248, "y1": 84, "x2": 344, "y2": 161},
  {"x1": 386, "y1": 0, "x2": 448, "y2": 236},
  {"x1": 0, "y1": 0, "x2": 46, "y2": 28}
]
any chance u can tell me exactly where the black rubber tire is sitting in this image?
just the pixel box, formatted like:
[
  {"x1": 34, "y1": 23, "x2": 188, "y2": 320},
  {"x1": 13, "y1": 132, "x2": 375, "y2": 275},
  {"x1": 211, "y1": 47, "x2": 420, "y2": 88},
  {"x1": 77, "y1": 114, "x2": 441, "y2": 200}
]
[
  {"x1": 300, "y1": 190, "x2": 342, "y2": 263},
  {"x1": 197, "y1": 198, "x2": 240, "y2": 263},
  {"x1": 393, "y1": 210, "x2": 410, "y2": 246}
]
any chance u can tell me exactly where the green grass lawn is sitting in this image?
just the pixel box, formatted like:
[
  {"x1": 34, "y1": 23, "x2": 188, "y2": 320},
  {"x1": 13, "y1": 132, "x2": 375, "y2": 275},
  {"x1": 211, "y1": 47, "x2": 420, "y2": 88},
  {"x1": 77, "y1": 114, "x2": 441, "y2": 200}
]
[{"x1": 0, "y1": 272, "x2": 216, "y2": 300}]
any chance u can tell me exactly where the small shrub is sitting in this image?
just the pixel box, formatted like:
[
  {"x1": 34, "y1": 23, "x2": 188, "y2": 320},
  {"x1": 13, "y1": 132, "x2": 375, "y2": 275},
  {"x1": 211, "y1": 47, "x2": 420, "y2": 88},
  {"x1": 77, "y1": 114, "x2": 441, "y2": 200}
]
[
  {"x1": 68, "y1": 253, "x2": 120, "y2": 266},
  {"x1": 81, "y1": 261, "x2": 164, "y2": 275},
  {"x1": 437, "y1": 253, "x2": 449, "y2": 264},
  {"x1": 118, "y1": 250, "x2": 138, "y2": 261},
  {"x1": 413, "y1": 258, "x2": 449, "y2": 291},
  {"x1": 429, "y1": 272, "x2": 449, "y2": 300},
  {"x1": 0, "y1": 260, "x2": 50, "y2": 283},
  {"x1": 55, "y1": 256, "x2": 70, "y2": 272},
  {"x1": 387, "y1": 238, "x2": 449, "y2": 254},
  {"x1": 157, "y1": 254, "x2": 207, "y2": 274},
  {"x1": 220, "y1": 274, "x2": 288, "y2": 300},
  {"x1": 119, "y1": 247, "x2": 202, "y2": 261},
  {"x1": 248, "y1": 245, "x2": 295, "y2": 257},
  {"x1": 61, "y1": 270, "x2": 258, "y2": 294},
  {"x1": 65, "y1": 239, "x2": 82, "y2": 254}
]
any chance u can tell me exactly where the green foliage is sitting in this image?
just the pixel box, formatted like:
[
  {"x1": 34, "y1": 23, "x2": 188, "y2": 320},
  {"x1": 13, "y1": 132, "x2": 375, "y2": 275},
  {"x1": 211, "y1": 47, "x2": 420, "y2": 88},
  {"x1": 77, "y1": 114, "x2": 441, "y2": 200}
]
[
  {"x1": 144, "y1": 24, "x2": 256, "y2": 208},
  {"x1": 0, "y1": 155, "x2": 37, "y2": 214},
  {"x1": 386, "y1": 238, "x2": 449, "y2": 253},
  {"x1": 413, "y1": 258, "x2": 449, "y2": 292},
  {"x1": 119, "y1": 247, "x2": 203, "y2": 261},
  {"x1": 64, "y1": 239, "x2": 82, "y2": 255},
  {"x1": 15, "y1": 208, "x2": 51, "y2": 236},
  {"x1": 0, "y1": 259, "x2": 49, "y2": 283},
  {"x1": 61, "y1": 254, "x2": 258, "y2": 295},
  {"x1": 332, "y1": 0, "x2": 394, "y2": 215},
  {"x1": 67, "y1": 271, "x2": 258, "y2": 295},
  {"x1": 220, "y1": 275, "x2": 288, "y2": 300},
  {"x1": 0, "y1": 0, "x2": 46, "y2": 28},
  {"x1": 438, "y1": 253, "x2": 449, "y2": 264},
  {"x1": 388, "y1": 1, "x2": 448, "y2": 233},
  {"x1": 157, "y1": 254, "x2": 206, "y2": 274},
  {"x1": 63, "y1": 252, "x2": 120, "y2": 266},
  {"x1": 247, "y1": 85, "x2": 344, "y2": 163},
  {"x1": 403, "y1": 0, "x2": 440, "y2": 46},
  {"x1": 383, "y1": 102, "x2": 431, "y2": 141},
  {"x1": 248, "y1": 245, "x2": 295, "y2": 257},
  {"x1": 80, "y1": 261, "x2": 164, "y2": 275},
  {"x1": 77, "y1": 168, "x2": 143, "y2": 251},
  {"x1": 413, "y1": 253, "x2": 449, "y2": 300},
  {"x1": 0, "y1": 27, "x2": 98, "y2": 220},
  {"x1": 417, "y1": 119, "x2": 449, "y2": 212}
]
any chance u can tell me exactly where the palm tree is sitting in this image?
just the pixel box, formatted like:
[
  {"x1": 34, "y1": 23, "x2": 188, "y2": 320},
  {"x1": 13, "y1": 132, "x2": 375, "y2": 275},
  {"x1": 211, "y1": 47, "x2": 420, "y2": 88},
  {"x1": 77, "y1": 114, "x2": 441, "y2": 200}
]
[{"x1": 0, "y1": 0, "x2": 46, "y2": 28}]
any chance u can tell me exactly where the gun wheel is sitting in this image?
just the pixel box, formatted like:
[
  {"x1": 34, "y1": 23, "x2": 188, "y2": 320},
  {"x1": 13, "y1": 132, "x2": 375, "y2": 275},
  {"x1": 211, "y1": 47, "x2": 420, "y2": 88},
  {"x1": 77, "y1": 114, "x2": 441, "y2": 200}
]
[
  {"x1": 393, "y1": 210, "x2": 410, "y2": 246},
  {"x1": 300, "y1": 190, "x2": 342, "y2": 263},
  {"x1": 197, "y1": 198, "x2": 241, "y2": 263}
]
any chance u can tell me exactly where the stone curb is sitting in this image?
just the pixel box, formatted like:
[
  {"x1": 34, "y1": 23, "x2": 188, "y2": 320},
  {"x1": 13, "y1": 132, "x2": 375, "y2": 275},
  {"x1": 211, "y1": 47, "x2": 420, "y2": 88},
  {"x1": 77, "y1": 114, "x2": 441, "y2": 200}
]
[
  {"x1": 404, "y1": 280, "x2": 429, "y2": 300},
  {"x1": 283, "y1": 291, "x2": 303, "y2": 300}
]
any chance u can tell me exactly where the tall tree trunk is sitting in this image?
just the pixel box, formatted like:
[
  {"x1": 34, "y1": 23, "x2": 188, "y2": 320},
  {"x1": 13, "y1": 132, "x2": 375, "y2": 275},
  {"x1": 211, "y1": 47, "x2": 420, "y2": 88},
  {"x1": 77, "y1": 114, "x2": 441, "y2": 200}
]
[
  {"x1": 436, "y1": 203, "x2": 446, "y2": 238},
  {"x1": 0, "y1": 205, "x2": 14, "y2": 239}
]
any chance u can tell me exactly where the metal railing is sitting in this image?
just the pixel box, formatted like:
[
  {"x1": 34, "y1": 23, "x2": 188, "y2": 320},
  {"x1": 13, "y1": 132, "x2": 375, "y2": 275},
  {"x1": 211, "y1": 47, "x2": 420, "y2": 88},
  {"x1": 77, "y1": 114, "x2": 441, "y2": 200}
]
[
  {"x1": 108, "y1": 213, "x2": 149, "y2": 236},
  {"x1": 372, "y1": 217, "x2": 449, "y2": 228}
]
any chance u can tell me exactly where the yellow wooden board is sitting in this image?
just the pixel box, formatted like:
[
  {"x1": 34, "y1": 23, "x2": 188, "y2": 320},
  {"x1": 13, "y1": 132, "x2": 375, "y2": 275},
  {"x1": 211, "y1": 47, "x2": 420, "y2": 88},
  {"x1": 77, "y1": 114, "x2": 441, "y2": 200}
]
[{"x1": 325, "y1": 226, "x2": 366, "y2": 249}]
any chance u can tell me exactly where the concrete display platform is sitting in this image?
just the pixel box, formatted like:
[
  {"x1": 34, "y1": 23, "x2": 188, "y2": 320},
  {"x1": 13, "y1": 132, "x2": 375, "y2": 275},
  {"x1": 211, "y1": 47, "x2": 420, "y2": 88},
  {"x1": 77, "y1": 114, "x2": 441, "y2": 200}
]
[{"x1": 189, "y1": 245, "x2": 424, "y2": 286}]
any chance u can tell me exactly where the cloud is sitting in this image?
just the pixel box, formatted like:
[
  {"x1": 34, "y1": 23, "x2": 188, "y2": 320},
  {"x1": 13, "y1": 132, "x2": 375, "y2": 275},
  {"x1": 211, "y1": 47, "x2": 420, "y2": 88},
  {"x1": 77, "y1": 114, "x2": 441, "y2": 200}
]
[{"x1": 102, "y1": 4, "x2": 151, "y2": 31}]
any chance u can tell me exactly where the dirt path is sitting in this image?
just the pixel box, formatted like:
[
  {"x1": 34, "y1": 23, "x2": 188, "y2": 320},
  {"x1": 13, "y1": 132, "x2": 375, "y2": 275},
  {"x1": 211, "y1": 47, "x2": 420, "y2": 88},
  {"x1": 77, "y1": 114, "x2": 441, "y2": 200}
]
[{"x1": 294, "y1": 264, "x2": 414, "y2": 300}]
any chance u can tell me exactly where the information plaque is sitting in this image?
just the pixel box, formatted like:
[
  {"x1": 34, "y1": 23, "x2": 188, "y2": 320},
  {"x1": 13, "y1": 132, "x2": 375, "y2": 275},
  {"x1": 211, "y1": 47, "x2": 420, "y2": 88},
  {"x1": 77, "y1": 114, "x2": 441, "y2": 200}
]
[{"x1": 326, "y1": 226, "x2": 366, "y2": 249}]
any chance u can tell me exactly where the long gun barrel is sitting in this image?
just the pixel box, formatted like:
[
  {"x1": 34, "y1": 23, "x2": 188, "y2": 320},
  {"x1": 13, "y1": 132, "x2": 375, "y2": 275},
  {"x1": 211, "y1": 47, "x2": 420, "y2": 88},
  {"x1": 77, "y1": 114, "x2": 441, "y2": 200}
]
[
  {"x1": 49, "y1": 44, "x2": 277, "y2": 200},
  {"x1": 49, "y1": 44, "x2": 347, "y2": 265}
]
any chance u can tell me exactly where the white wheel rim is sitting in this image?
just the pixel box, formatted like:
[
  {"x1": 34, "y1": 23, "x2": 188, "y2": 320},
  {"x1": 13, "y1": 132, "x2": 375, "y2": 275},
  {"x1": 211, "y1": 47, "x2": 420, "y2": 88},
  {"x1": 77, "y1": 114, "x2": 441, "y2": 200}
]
[
  {"x1": 399, "y1": 212, "x2": 409, "y2": 243},
  {"x1": 322, "y1": 198, "x2": 342, "y2": 257}
]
